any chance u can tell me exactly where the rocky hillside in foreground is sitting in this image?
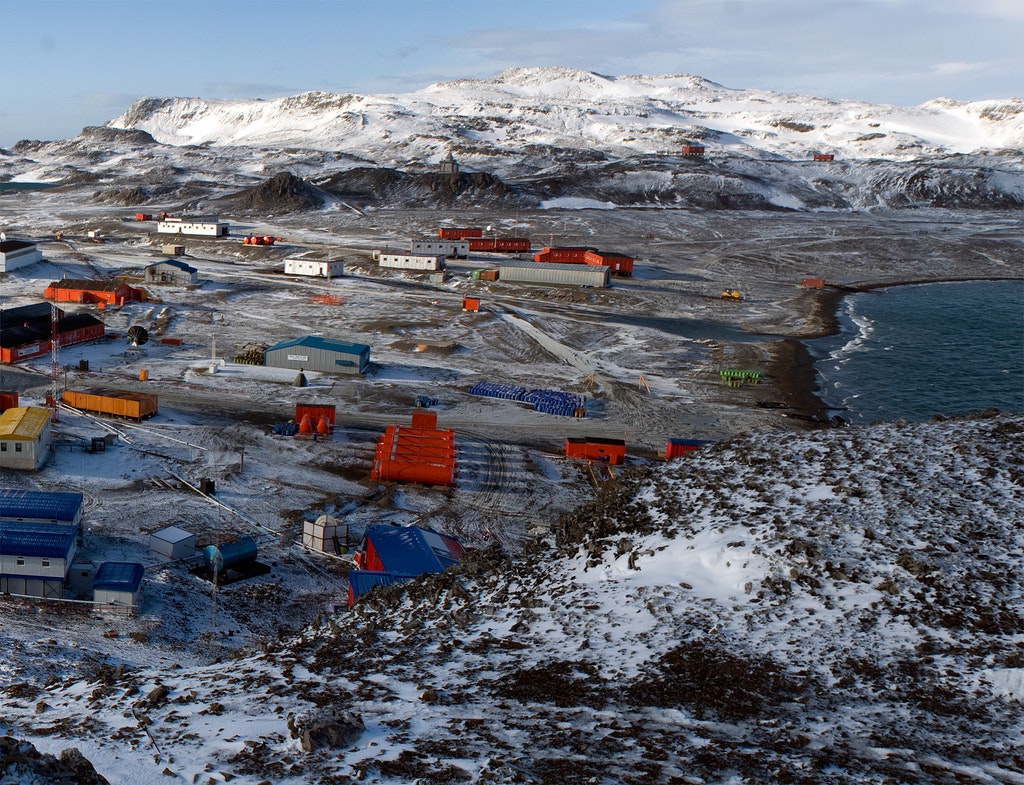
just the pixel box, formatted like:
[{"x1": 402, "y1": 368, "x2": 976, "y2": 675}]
[
  {"x1": 3, "y1": 67, "x2": 1022, "y2": 212},
  {"x1": 3, "y1": 413, "x2": 1021, "y2": 784}
]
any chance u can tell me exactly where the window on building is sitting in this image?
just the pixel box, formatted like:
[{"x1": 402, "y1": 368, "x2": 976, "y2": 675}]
[
  {"x1": 15, "y1": 443, "x2": 22, "y2": 452},
  {"x1": 16, "y1": 557, "x2": 25, "y2": 566},
  {"x1": 41, "y1": 559, "x2": 50, "y2": 568},
  {"x1": 0, "y1": 443, "x2": 6, "y2": 451}
]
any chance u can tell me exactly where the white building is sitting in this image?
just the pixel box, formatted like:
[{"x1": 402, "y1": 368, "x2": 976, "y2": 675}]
[
  {"x1": 302, "y1": 514, "x2": 346, "y2": 553},
  {"x1": 0, "y1": 406, "x2": 52, "y2": 470},
  {"x1": 0, "y1": 239, "x2": 43, "y2": 272},
  {"x1": 92, "y1": 562, "x2": 144, "y2": 614},
  {"x1": 376, "y1": 251, "x2": 446, "y2": 272},
  {"x1": 0, "y1": 522, "x2": 78, "y2": 599},
  {"x1": 149, "y1": 525, "x2": 196, "y2": 560},
  {"x1": 284, "y1": 255, "x2": 344, "y2": 278},
  {"x1": 410, "y1": 240, "x2": 469, "y2": 258},
  {"x1": 156, "y1": 216, "x2": 229, "y2": 237},
  {"x1": 145, "y1": 258, "x2": 198, "y2": 285}
]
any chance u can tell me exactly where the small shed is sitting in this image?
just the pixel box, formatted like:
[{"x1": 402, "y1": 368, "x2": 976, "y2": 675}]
[
  {"x1": 92, "y1": 561, "x2": 144, "y2": 612},
  {"x1": 665, "y1": 439, "x2": 710, "y2": 459},
  {"x1": 462, "y1": 297, "x2": 480, "y2": 312},
  {"x1": 149, "y1": 525, "x2": 196, "y2": 560},
  {"x1": 801, "y1": 277, "x2": 825, "y2": 289},
  {"x1": 146, "y1": 258, "x2": 198, "y2": 285},
  {"x1": 284, "y1": 255, "x2": 345, "y2": 278},
  {"x1": 302, "y1": 514, "x2": 346, "y2": 553}
]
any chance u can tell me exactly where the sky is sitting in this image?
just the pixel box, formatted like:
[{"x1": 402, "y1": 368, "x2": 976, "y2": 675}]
[{"x1": 0, "y1": 0, "x2": 1021, "y2": 147}]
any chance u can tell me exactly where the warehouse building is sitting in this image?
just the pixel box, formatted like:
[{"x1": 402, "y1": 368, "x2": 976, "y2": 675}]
[
  {"x1": 156, "y1": 216, "x2": 229, "y2": 236},
  {"x1": 145, "y1": 258, "x2": 198, "y2": 285},
  {"x1": 498, "y1": 261, "x2": 610, "y2": 288},
  {"x1": 0, "y1": 522, "x2": 78, "y2": 599},
  {"x1": 0, "y1": 406, "x2": 52, "y2": 470},
  {"x1": 284, "y1": 254, "x2": 345, "y2": 278},
  {"x1": 0, "y1": 304, "x2": 105, "y2": 363},
  {"x1": 0, "y1": 239, "x2": 42, "y2": 272},
  {"x1": 264, "y1": 335, "x2": 370, "y2": 375},
  {"x1": 0, "y1": 489, "x2": 83, "y2": 525},
  {"x1": 375, "y1": 251, "x2": 446, "y2": 272}
]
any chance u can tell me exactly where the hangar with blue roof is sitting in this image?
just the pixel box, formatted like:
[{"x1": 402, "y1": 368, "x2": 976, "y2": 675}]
[{"x1": 263, "y1": 335, "x2": 370, "y2": 375}]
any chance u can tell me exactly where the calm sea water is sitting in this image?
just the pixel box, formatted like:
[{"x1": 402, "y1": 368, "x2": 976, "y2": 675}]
[{"x1": 809, "y1": 280, "x2": 1024, "y2": 424}]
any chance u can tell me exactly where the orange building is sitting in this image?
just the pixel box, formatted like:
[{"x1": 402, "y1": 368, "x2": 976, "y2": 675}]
[
  {"x1": 44, "y1": 279, "x2": 146, "y2": 306},
  {"x1": 564, "y1": 437, "x2": 626, "y2": 465}
]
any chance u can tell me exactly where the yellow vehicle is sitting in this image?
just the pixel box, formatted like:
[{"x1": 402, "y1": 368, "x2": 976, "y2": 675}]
[{"x1": 721, "y1": 289, "x2": 742, "y2": 301}]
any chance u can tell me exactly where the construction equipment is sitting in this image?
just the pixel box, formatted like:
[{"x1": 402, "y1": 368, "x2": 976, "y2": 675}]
[{"x1": 721, "y1": 289, "x2": 742, "y2": 301}]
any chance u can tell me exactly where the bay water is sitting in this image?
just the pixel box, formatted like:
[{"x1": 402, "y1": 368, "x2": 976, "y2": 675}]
[{"x1": 809, "y1": 280, "x2": 1024, "y2": 424}]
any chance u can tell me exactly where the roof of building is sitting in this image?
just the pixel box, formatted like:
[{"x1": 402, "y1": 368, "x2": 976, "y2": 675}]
[
  {"x1": 0, "y1": 302, "x2": 59, "y2": 329},
  {"x1": 0, "y1": 313, "x2": 104, "y2": 349},
  {"x1": 365, "y1": 524, "x2": 466, "y2": 575},
  {"x1": 0, "y1": 239, "x2": 36, "y2": 253},
  {"x1": 0, "y1": 522, "x2": 77, "y2": 558},
  {"x1": 347, "y1": 569, "x2": 415, "y2": 601},
  {"x1": 150, "y1": 525, "x2": 194, "y2": 544},
  {"x1": 46, "y1": 279, "x2": 128, "y2": 292},
  {"x1": 147, "y1": 259, "x2": 197, "y2": 273},
  {"x1": 0, "y1": 407, "x2": 50, "y2": 440},
  {"x1": 265, "y1": 335, "x2": 370, "y2": 355},
  {"x1": 158, "y1": 215, "x2": 221, "y2": 223},
  {"x1": 92, "y1": 561, "x2": 145, "y2": 592},
  {"x1": 0, "y1": 489, "x2": 83, "y2": 522}
]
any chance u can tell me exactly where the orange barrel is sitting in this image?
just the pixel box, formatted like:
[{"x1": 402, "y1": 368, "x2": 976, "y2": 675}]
[{"x1": 139, "y1": 369, "x2": 148, "y2": 381}]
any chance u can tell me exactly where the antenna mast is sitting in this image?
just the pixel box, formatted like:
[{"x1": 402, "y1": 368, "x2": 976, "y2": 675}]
[{"x1": 49, "y1": 303, "x2": 60, "y2": 423}]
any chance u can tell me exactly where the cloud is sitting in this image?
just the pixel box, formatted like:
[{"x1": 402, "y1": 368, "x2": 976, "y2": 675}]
[{"x1": 930, "y1": 61, "x2": 990, "y2": 76}]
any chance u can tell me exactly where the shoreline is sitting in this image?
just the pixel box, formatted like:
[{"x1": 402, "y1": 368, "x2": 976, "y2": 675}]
[{"x1": 764, "y1": 275, "x2": 1024, "y2": 426}]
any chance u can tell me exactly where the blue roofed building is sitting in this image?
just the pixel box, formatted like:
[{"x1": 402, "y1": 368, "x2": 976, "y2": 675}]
[
  {"x1": 92, "y1": 562, "x2": 145, "y2": 613},
  {"x1": 0, "y1": 489, "x2": 84, "y2": 525},
  {"x1": 347, "y1": 524, "x2": 468, "y2": 605},
  {"x1": 0, "y1": 521, "x2": 78, "y2": 599},
  {"x1": 263, "y1": 336, "x2": 370, "y2": 375}
]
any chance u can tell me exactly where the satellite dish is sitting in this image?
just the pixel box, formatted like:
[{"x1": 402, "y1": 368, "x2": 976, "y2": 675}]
[{"x1": 127, "y1": 325, "x2": 150, "y2": 347}]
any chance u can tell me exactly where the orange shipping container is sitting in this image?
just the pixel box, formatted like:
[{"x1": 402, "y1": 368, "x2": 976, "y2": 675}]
[
  {"x1": 564, "y1": 437, "x2": 626, "y2": 465},
  {"x1": 62, "y1": 389, "x2": 158, "y2": 421},
  {"x1": 411, "y1": 409, "x2": 438, "y2": 429}
]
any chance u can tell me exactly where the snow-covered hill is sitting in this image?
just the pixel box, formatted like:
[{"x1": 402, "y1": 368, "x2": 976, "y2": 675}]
[
  {"x1": 3, "y1": 413, "x2": 1021, "y2": 784},
  {"x1": 107, "y1": 67, "x2": 1023, "y2": 168},
  {"x1": 3, "y1": 67, "x2": 1022, "y2": 211}
]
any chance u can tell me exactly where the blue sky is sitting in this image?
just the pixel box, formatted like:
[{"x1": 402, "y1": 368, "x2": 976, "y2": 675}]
[{"x1": 0, "y1": 0, "x2": 1021, "y2": 146}]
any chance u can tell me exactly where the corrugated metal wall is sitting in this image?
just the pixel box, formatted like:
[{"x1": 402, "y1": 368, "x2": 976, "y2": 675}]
[{"x1": 498, "y1": 262, "x2": 610, "y2": 288}]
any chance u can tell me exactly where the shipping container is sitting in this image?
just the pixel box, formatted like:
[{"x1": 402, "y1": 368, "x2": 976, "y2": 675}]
[
  {"x1": 813, "y1": 153, "x2": 835, "y2": 162},
  {"x1": 0, "y1": 391, "x2": 18, "y2": 412},
  {"x1": 801, "y1": 278, "x2": 825, "y2": 289},
  {"x1": 479, "y1": 269, "x2": 499, "y2": 282},
  {"x1": 62, "y1": 389, "x2": 158, "y2": 421},
  {"x1": 411, "y1": 409, "x2": 438, "y2": 430},
  {"x1": 468, "y1": 237, "x2": 531, "y2": 253},
  {"x1": 438, "y1": 227, "x2": 483, "y2": 239},
  {"x1": 135, "y1": 213, "x2": 153, "y2": 221},
  {"x1": 462, "y1": 297, "x2": 480, "y2": 312}
]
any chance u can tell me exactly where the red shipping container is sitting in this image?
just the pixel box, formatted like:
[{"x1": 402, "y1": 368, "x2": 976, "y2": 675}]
[
  {"x1": 135, "y1": 213, "x2": 153, "y2": 221},
  {"x1": 0, "y1": 391, "x2": 19, "y2": 412},
  {"x1": 666, "y1": 439, "x2": 704, "y2": 459},
  {"x1": 813, "y1": 154, "x2": 834, "y2": 162},
  {"x1": 801, "y1": 278, "x2": 825, "y2": 289},
  {"x1": 439, "y1": 227, "x2": 483, "y2": 239},
  {"x1": 462, "y1": 297, "x2": 480, "y2": 312}
]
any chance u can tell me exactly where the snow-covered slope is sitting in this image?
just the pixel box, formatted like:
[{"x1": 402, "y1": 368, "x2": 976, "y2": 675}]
[
  {"x1": 106, "y1": 67, "x2": 1023, "y2": 168},
  {"x1": 4, "y1": 413, "x2": 1021, "y2": 784}
]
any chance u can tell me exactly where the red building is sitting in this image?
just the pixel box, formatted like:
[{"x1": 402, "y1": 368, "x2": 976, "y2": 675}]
[
  {"x1": 0, "y1": 308, "x2": 105, "y2": 364},
  {"x1": 564, "y1": 437, "x2": 626, "y2": 465},
  {"x1": 438, "y1": 227, "x2": 483, "y2": 239},
  {"x1": 468, "y1": 237, "x2": 531, "y2": 253},
  {"x1": 681, "y1": 144, "x2": 706, "y2": 157},
  {"x1": 533, "y1": 247, "x2": 634, "y2": 276},
  {"x1": 813, "y1": 153, "x2": 835, "y2": 162},
  {"x1": 665, "y1": 439, "x2": 708, "y2": 460},
  {"x1": 44, "y1": 279, "x2": 146, "y2": 307}
]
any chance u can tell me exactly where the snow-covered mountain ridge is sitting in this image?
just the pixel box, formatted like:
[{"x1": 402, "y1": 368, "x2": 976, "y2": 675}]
[{"x1": 106, "y1": 67, "x2": 1022, "y2": 166}]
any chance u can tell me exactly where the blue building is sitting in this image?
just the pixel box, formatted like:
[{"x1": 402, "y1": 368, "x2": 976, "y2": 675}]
[
  {"x1": 0, "y1": 489, "x2": 83, "y2": 525},
  {"x1": 0, "y1": 522, "x2": 78, "y2": 598},
  {"x1": 263, "y1": 336, "x2": 370, "y2": 375},
  {"x1": 92, "y1": 562, "x2": 145, "y2": 613}
]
